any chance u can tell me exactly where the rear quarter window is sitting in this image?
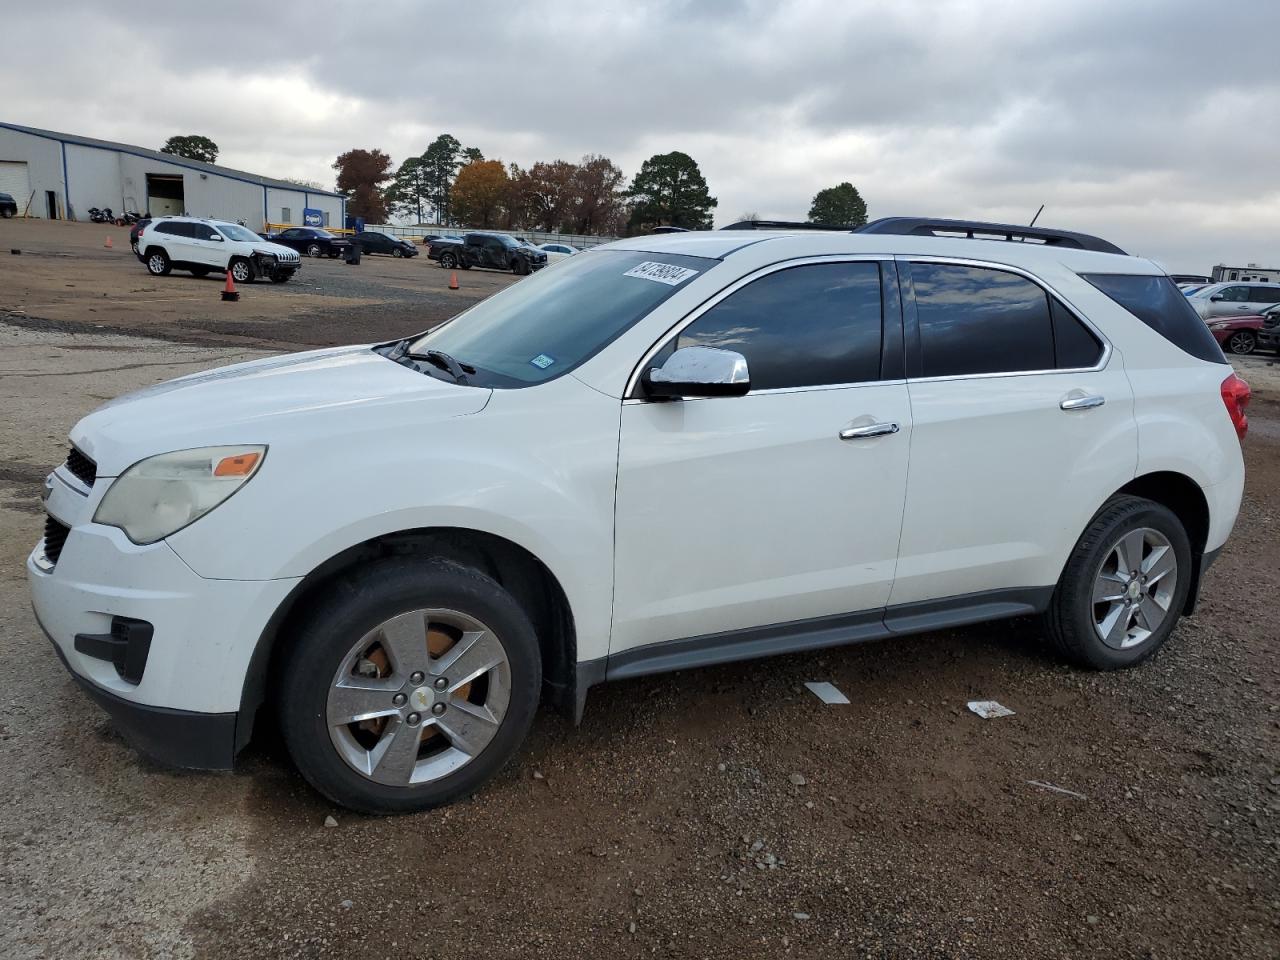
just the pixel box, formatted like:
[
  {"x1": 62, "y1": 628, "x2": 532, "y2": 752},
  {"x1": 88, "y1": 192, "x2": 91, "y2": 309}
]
[{"x1": 1081, "y1": 274, "x2": 1226, "y2": 364}]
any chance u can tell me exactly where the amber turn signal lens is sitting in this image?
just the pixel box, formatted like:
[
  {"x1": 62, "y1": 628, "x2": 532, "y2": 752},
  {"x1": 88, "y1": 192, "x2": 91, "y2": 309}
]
[{"x1": 214, "y1": 452, "x2": 262, "y2": 477}]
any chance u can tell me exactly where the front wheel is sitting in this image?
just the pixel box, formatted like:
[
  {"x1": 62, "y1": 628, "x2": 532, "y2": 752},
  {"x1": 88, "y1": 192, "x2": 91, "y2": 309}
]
[
  {"x1": 145, "y1": 249, "x2": 171, "y2": 276},
  {"x1": 229, "y1": 258, "x2": 253, "y2": 284},
  {"x1": 1043, "y1": 495, "x2": 1192, "y2": 670},
  {"x1": 278, "y1": 558, "x2": 542, "y2": 814},
  {"x1": 1226, "y1": 330, "x2": 1257, "y2": 355},
  {"x1": 392, "y1": 248, "x2": 403, "y2": 258},
  {"x1": 439, "y1": 252, "x2": 457, "y2": 269},
  {"x1": 306, "y1": 243, "x2": 323, "y2": 258}
]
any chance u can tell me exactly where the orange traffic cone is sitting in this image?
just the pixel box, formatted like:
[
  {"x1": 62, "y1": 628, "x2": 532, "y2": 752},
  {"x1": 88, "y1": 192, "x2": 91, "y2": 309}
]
[
  {"x1": 221, "y1": 270, "x2": 240, "y2": 302},
  {"x1": 104, "y1": 235, "x2": 113, "y2": 249},
  {"x1": 448, "y1": 271, "x2": 459, "y2": 290}
]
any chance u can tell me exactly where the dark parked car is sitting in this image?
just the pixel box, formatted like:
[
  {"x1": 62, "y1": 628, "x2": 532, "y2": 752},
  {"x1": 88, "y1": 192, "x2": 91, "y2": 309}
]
[
  {"x1": 129, "y1": 217, "x2": 152, "y2": 255},
  {"x1": 350, "y1": 231, "x2": 418, "y2": 258},
  {"x1": 425, "y1": 236, "x2": 464, "y2": 263},
  {"x1": 0, "y1": 192, "x2": 17, "y2": 218},
  {"x1": 435, "y1": 233, "x2": 547, "y2": 274},
  {"x1": 269, "y1": 227, "x2": 352, "y2": 258}
]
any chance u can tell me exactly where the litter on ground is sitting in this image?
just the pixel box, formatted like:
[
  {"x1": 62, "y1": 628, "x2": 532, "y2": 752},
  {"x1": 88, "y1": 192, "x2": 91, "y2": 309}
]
[
  {"x1": 804, "y1": 681, "x2": 851, "y2": 705},
  {"x1": 967, "y1": 700, "x2": 1015, "y2": 719}
]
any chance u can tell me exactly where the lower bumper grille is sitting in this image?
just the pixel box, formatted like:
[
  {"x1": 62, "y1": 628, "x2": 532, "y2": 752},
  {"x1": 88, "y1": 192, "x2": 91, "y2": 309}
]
[{"x1": 43, "y1": 515, "x2": 70, "y2": 566}]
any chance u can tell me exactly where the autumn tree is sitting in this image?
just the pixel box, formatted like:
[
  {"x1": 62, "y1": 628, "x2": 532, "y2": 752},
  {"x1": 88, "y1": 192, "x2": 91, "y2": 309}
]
[
  {"x1": 333, "y1": 148, "x2": 393, "y2": 221},
  {"x1": 626, "y1": 152, "x2": 717, "y2": 232},
  {"x1": 160, "y1": 135, "x2": 218, "y2": 164},
  {"x1": 807, "y1": 182, "x2": 868, "y2": 227},
  {"x1": 451, "y1": 160, "x2": 510, "y2": 228}
]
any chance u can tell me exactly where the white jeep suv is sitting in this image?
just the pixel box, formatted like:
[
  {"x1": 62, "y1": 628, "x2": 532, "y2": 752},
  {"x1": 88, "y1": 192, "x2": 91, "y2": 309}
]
[
  {"x1": 137, "y1": 216, "x2": 301, "y2": 284},
  {"x1": 30, "y1": 217, "x2": 1249, "y2": 813}
]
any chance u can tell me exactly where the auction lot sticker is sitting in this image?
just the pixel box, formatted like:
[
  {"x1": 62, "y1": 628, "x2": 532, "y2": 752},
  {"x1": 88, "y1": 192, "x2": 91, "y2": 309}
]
[{"x1": 623, "y1": 261, "x2": 700, "y2": 286}]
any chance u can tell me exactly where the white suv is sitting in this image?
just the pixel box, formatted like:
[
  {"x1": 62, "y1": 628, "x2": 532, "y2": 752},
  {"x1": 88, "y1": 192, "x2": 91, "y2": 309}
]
[
  {"x1": 30, "y1": 217, "x2": 1249, "y2": 813},
  {"x1": 137, "y1": 216, "x2": 302, "y2": 284}
]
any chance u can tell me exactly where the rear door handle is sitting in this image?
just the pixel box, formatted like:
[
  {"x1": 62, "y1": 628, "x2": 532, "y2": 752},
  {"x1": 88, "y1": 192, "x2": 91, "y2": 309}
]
[
  {"x1": 1060, "y1": 394, "x2": 1105, "y2": 411},
  {"x1": 840, "y1": 422, "x2": 900, "y2": 440}
]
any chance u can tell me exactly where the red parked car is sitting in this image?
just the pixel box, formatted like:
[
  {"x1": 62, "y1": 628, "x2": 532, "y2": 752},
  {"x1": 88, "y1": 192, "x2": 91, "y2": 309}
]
[{"x1": 1207, "y1": 314, "x2": 1270, "y2": 355}]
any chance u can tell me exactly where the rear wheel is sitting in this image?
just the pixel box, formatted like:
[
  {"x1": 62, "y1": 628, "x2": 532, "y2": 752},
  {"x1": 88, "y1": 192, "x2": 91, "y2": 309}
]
[
  {"x1": 1226, "y1": 330, "x2": 1257, "y2": 355},
  {"x1": 279, "y1": 558, "x2": 541, "y2": 814},
  {"x1": 145, "y1": 249, "x2": 171, "y2": 276},
  {"x1": 1043, "y1": 495, "x2": 1192, "y2": 670},
  {"x1": 229, "y1": 257, "x2": 253, "y2": 284}
]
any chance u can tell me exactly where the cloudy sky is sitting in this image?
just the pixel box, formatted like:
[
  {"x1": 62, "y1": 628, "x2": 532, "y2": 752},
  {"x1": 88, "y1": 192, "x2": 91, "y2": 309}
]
[{"x1": 7, "y1": 0, "x2": 1278, "y2": 271}]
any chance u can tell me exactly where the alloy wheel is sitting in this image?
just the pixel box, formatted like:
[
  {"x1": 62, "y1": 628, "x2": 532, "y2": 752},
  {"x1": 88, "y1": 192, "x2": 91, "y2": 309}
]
[
  {"x1": 326, "y1": 609, "x2": 511, "y2": 786},
  {"x1": 1091, "y1": 527, "x2": 1178, "y2": 649},
  {"x1": 1228, "y1": 331, "x2": 1256, "y2": 355}
]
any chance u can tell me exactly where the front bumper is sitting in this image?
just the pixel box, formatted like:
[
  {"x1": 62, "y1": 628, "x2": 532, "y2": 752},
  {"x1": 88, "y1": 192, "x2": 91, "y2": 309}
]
[{"x1": 28, "y1": 493, "x2": 300, "y2": 768}]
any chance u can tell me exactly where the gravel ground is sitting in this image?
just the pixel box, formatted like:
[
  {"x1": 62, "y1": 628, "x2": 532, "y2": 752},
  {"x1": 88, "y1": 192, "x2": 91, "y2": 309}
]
[{"x1": 0, "y1": 228, "x2": 1276, "y2": 959}]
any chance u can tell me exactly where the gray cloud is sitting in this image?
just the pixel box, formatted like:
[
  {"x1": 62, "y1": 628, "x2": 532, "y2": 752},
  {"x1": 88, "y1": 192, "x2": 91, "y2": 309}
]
[{"x1": 4, "y1": 0, "x2": 1279, "y2": 271}]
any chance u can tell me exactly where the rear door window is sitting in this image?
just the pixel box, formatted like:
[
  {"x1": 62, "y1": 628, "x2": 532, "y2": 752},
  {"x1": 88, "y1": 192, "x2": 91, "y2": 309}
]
[
  {"x1": 910, "y1": 263, "x2": 1055, "y2": 377},
  {"x1": 1248, "y1": 286, "x2": 1280, "y2": 304},
  {"x1": 1081, "y1": 273, "x2": 1226, "y2": 364}
]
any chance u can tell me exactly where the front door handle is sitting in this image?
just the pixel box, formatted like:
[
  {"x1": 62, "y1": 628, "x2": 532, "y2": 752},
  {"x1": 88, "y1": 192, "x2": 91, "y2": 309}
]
[
  {"x1": 840, "y1": 422, "x2": 900, "y2": 440},
  {"x1": 1060, "y1": 393, "x2": 1105, "y2": 411}
]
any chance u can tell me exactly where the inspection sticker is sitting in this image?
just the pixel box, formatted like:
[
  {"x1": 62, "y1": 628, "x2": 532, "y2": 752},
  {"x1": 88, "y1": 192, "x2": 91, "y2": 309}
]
[
  {"x1": 529, "y1": 353, "x2": 556, "y2": 370},
  {"x1": 623, "y1": 261, "x2": 699, "y2": 286}
]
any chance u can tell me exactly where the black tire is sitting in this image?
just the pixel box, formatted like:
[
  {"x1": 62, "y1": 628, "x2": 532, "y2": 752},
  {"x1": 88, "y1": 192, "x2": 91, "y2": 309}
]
[
  {"x1": 190, "y1": 267, "x2": 210, "y2": 278},
  {"x1": 440, "y1": 252, "x2": 457, "y2": 269},
  {"x1": 270, "y1": 271, "x2": 292, "y2": 284},
  {"x1": 1226, "y1": 330, "x2": 1257, "y2": 356},
  {"x1": 392, "y1": 247, "x2": 403, "y2": 258},
  {"x1": 144, "y1": 248, "x2": 171, "y2": 276},
  {"x1": 278, "y1": 558, "x2": 542, "y2": 814},
  {"x1": 306, "y1": 243, "x2": 323, "y2": 258},
  {"x1": 229, "y1": 257, "x2": 254, "y2": 284},
  {"x1": 1042, "y1": 495, "x2": 1193, "y2": 670},
  {"x1": 1, "y1": 208, "x2": 13, "y2": 219},
  {"x1": 328, "y1": 250, "x2": 340, "y2": 258},
  {"x1": 130, "y1": 240, "x2": 139, "y2": 254}
]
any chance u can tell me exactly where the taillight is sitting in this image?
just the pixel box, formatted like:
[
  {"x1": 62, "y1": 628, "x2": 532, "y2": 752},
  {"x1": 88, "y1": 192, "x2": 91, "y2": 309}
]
[{"x1": 1221, "y1": 372, "x2": 1251, "y2": 441}]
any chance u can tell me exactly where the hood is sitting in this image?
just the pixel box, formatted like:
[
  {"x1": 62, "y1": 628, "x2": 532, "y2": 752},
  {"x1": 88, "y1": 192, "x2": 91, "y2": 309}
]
[
  {"x1": 257, "y1": 239, "x2": 301, "y2": 258},
  {"x1": 71, "y1": 345, "x2": 491, "y2": 476}
]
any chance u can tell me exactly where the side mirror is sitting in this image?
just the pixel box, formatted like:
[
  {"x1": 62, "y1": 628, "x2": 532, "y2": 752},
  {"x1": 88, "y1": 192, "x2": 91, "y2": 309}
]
[
  {"x1": 642, "y1": 345, "x2": 750, "y2": 399},
  {"x1": 1209, "y1": 295, "x2": 1223, "y2": 302},
  {"x1": 210, "y1": 234, "x2": 223, "y2": 242}
]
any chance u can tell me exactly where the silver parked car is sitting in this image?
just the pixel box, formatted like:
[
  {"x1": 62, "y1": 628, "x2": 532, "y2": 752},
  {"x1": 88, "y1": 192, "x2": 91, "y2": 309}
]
[{"x1": 1187, "y1": 281, "x2": 1280, "y2": 319}]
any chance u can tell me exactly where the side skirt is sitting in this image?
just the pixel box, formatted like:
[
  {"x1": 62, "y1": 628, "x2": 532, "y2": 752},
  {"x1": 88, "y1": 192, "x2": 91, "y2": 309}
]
[{"x1": 572, "y1": 586, "x2": 1053, "y2": 720}]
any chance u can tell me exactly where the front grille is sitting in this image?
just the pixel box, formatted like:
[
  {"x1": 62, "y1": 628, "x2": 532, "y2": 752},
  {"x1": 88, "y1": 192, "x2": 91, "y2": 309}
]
[
  {"x1": 65, "y1": 446, "x2": 96, "y2": 487},
  {"x1": 43, "y1": 515, "x2": 70, "y2": 566}
]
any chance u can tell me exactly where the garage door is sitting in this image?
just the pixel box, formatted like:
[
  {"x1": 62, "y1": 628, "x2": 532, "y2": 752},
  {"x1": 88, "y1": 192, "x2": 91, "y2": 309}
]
[{"x1": 0, "y1": 161, "x2": 31, "y2": 211}]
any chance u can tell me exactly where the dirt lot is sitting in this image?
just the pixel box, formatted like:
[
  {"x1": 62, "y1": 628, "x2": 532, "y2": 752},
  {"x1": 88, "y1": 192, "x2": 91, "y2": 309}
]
[{"x1": 0, "y1": 221, "x2": 1277, "y2": 960}]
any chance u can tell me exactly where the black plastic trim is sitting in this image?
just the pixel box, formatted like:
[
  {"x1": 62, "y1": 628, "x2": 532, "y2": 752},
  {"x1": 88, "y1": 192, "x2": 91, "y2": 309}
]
[
  {"x1": 856, "y1": 217, "x2": 1127, "y2": 255},
  {"x1": 596, "y1": 586, "x2": 1054, "y2": 688},
  {"x1": 41, "y1": 617, "x2": 236, "y2": 770},
  {"x1": 74, "y1": 616, "x2": 152, "y2": 684}
]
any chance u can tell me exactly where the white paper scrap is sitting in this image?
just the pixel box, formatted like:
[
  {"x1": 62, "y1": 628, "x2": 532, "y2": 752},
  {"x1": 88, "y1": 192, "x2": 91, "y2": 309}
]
[
  {"x1": 804, "y1": 681, "x2": 850, "y2": 705},
  {"x1": 967, "y1": 700, "x2": 1015, "y2": 719}
]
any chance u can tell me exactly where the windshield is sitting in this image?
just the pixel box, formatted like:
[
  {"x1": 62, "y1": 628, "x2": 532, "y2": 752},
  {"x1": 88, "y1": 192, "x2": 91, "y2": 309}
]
[
  {"x1": 217, "y1": 223, "x2": 263, "y2": 242},
  {"x1": 312, "y1": 229, "x2": 336, "y2": 239},
  {"x1": 407, "y1": 249, "x2": 715, "y2": 386}
]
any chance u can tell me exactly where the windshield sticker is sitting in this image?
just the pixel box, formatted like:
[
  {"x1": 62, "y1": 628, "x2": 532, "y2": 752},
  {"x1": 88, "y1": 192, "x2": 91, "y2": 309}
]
[
  {"x1": 529, "y1": 353, "x2": 556, "y2": 370},
  {"x1": 623, "y1": 261, "x2": 700, "y2": 286}
]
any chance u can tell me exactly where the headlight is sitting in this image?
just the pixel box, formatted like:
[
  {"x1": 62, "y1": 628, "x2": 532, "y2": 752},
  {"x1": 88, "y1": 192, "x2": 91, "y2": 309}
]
[{"x1": 93, "y1": 446, "x2": 266, "y2": 544}]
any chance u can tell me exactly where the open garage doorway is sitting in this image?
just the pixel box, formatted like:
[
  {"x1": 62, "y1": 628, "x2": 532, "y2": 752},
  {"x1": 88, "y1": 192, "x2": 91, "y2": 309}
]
[{"x1": 146, "y1": 173, "x2": 184, "y2": 217}]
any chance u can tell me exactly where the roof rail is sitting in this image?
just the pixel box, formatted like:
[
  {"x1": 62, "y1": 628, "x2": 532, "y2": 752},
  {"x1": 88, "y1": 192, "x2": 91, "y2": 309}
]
[
  {"x1": 720, "y1": 220, "x2": 850, "y2": 231},
  {"x1": 854, "y1": 217, "x2": 1126, "y2": 255}
]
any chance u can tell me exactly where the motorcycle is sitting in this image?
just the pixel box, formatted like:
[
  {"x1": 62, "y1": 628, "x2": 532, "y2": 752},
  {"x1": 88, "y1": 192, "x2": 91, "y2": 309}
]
[
  {"x1": 117, "y1": 210, "x2": 143, "y2": 226},
  {"x1": 87, "y1": 207, "x2": 114, "y2": 224}
]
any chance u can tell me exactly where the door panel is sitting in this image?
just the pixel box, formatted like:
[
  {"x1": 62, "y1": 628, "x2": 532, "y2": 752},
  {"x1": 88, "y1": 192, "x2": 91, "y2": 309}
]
[{"x1": 612, "y1": 385, "x2": 912, "y2": 653}]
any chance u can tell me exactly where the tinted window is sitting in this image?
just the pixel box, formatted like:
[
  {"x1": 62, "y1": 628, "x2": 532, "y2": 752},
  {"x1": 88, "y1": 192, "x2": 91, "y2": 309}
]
[
  {"x1": 195, "y1": 223, "x2": 219, "y2": 241},
  {"x1": 1049, "y1": 299, "x2": 1102, "y2": 368},
  {"x1": 1219, "y1": 286, "x2": 1251, "y2": 302},
  {"x1": 1249, "y1": 286, "x2": 1280, "y2": 304},
  {"x1": 911, "y1": 264, "x2": 1054, "y2": 377},
  {"x1": 154, "y1": 221, "x2": 188, "y2": 237},
  {"x1": 1082, "y1": 274, "x2": 1225, "y2": 364},
  {"x1": 674, "y1": 262, "x2": 883, "y2": 390}
]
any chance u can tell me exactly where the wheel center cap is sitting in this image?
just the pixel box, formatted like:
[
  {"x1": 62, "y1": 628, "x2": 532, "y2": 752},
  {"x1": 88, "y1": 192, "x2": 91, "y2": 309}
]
[
  {"x1": 1126, "y1": 580, "x2": 1142, "y2": 601},
  {"x1": 409, "y1": 686, "x2": 435, "y2": 711}
]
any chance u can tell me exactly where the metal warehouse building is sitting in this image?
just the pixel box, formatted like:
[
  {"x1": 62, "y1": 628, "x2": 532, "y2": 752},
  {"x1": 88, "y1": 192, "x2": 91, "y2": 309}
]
[{"x1": 0, "y1": 121, "x2": 344, "y2": 232}]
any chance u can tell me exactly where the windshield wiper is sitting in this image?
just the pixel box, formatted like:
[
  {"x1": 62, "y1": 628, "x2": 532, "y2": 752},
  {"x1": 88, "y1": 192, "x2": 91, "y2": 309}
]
[{"x1": 408, "y1": 348, "x2": 474, "y2": 385}]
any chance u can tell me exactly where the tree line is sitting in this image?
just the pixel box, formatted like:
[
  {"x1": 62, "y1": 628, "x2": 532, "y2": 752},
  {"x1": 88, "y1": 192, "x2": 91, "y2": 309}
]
[{"x1": 159, "y1": 132, "x2": 869, "y2": 235}]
